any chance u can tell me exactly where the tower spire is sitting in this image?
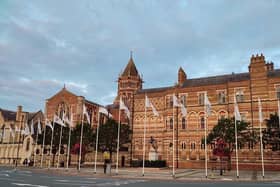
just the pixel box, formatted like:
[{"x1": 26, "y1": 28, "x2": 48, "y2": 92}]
[{"x1": 130, "y1": 50, "x2": 133, "y2": 59}]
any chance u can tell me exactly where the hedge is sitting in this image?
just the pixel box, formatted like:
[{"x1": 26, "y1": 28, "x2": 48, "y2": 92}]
[{"x1": 131, "y1": 160, "x2": 166, "y2": 168}]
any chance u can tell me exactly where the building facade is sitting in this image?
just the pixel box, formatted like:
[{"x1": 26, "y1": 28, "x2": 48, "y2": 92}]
[
  {"x1": 45, "y1": 86, "x2": 102, "y2": 127},
  {"x1": 127, "y1": 54, "x2": 280, "y2": 170},
  {"x1": 0, "y1": 106, "x2": 43, "y2": 164}
]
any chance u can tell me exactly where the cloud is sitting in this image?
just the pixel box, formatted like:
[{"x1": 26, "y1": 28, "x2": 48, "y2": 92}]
[{"x1": 0, "y1": 0, "x2": 280, "y2": 111}]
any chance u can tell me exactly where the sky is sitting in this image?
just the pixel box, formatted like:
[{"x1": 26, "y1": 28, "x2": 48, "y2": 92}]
[{"x1": 0, "y1": 0, "x2": 280, "y2": 112}]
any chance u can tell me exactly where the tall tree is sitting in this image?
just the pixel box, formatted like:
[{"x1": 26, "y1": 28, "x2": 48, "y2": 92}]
[
  {"x1": 97, "y1": 118, "x2": 132, "y2": 160},
  {"x1": 206, "y1": 117, "x2": 257, "y2": 170},
  {"x1": 263, "y1": 113, "x2": 280, "y2": 151},
  {"x1": 70, "y1": 123, "x2": 95, "y2": 154}
]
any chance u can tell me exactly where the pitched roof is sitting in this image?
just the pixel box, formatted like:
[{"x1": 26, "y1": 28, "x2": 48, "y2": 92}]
[
  {"x1": 182, "y1": 72, "x2": 250, "y2": 87},
  {"x1": 137, "y1": 86, "x2": 172, "y2": 94},
  {"x1": 268, "y1": 69, "x2": 280, "y2": 78},
  {"x1": 0, "y1": 108, "x2": 16, "y2": 121},
  {"x1": 137, "y1": 69, "x2": 280, "y2": 94},
  {"x1": 121, "y1": 57, "x2": 139, "y2": 77}
]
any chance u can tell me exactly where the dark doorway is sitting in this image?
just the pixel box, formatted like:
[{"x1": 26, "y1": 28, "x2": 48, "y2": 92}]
[{"x1": 121, "y1": 156, "x2": 125, "y2": 167}]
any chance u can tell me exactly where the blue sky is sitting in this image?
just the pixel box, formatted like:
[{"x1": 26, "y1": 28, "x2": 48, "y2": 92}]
[{"x1": 0, "y1": 0, "x2": 280, "y2": 112}]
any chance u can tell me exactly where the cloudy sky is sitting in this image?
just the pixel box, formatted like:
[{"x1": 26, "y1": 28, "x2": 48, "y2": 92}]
[{"x1": 0, "y1": 0, "x2": 280, "y2": 112}]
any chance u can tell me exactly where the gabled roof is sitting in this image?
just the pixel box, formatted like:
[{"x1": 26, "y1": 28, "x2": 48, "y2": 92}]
[
  {"x1": 121, "y1": 57, "x2": 139, "y2": 77},
  {"x1": 47, "y1": 87, "x2": 78, "y2": 101},
  {"x1": 0, "y1": 108, "x2": 16, "y2": 121},
  {"x1": 27, "y1": 110, "x2": 43, "y2": 123}
]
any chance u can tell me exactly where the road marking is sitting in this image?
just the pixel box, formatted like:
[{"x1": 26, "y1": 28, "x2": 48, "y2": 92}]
[
  {"x1": 54, "y1": 179, "x2": 96, "y2": 184},
  {"x1": 96, "y1": 180, "x2": 146, "y2": 186},
  {"x1": 0, "y1": 177, "x2": 24, "y2": 182},
  {"x1": 53, "y1": 182, "x2": 92, "y2": 186},
  {"x1": 11, "y1": 183, "x2": 48, "y2": 187},
  {"x1": 0, "y1": 173, "x2": 9, "y2": 177}
]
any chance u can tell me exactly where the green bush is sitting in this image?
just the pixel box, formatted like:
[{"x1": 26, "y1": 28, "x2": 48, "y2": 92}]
[{"x1": 131, "y1": 160, "x2": 166, "y2": 168}]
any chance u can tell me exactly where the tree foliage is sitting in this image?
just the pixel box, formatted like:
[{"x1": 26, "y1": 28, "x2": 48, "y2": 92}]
[
  {"x1": 263, "y1": 113, "x2": 280, "y2": 151},
  {"x1": 97, "y1": 118, "x2": 132, "y2": 157},
  {"x1": 206, "y1": 117, "x2": 256, "y2": 155},
  {"x1": 70, "y1": 123, "x2": 95, "y2": 154}
]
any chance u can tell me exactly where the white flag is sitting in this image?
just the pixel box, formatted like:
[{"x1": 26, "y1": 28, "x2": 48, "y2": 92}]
[
  {"x1": 145, "y1": 95, "x2": 159, "y2": 117},
  {"x1": 120, "y1": 98, "x2": 130, "y2": 119},
  {"x1": 63, "y1": 112, "x2": 72, "y2": 127},
  {"x1": 15, "y1": 126, "x2": 20, "y2": 132},
  {"x1": 9, "y1": 125, "x2": 15, "y2": 138},
  {"x1": 234, "y1": 97, "x2": 241, "y2": 121},
  {"x1": 83, "y1": 104, "x2": 91, "y2": 124},
  {"x1": 145, "y1": 95, "x2": 151, "y2": 108},
  {"x1": 30, "y1": 119, "x2": 34, "y2": 135},
  {"x1": 46, "y1": 120, "x2": 53, "y2": 131},
  {"x1": 38, "y1": 119, "x2": 42, "y2": 134},
  {"x1": 172, "y1": 94, "x2": 181, "y2": 107},
  {"x1": 54, "y1": 114, "x2": 66, "y2": 127},
  {"x1": 258, "y1": 98, "x2": 263, "y2": 123},
  {"x1": 24, "y1": 122, "x2": 30, "y2": 135},
  {"x1": 99, "y1": 107, "x2": 113, "y2": 118},
  {"x1": 205, "y1": 94, "x2": 211, "y2": 116},
  {"x1": 181, "y1": 104, "x2": 187, "y2": 117}
]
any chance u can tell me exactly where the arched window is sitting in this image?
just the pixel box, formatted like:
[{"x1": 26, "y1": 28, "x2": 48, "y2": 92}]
[
  {"x1": 200, "y1": 117, "x2": 205, "y2": 129},
  {"x1": 191, "y1": 142, "x2": 196, "y2": 150},
  {"x1": 182, "y1": 117, "x2": 186, "y2": 129},
  {"x1": 169, "y1": 118, "x2": 173, "y2": 129},
  {"x1": 26, "y1": 138, "x2": 30, "y2": 151},
  {"x1": 181, "y1": 142, "x2": 186, "y2": 150}
]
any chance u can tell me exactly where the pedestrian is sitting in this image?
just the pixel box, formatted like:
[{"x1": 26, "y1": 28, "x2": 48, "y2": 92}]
[{"x1": 103, "y1": 150, "x2": 110, "y2": 174}]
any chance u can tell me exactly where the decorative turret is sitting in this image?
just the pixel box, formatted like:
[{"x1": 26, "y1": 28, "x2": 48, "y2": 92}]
[
  {"x1": 178, "y1": 67, "x2": 187, "y2": 87},
  {"x1": 114, "y1": 52, "x2": 143, "y2": 106},
  {"x1": 248, "y1": 53, "x2": 266, "y2": 73}
]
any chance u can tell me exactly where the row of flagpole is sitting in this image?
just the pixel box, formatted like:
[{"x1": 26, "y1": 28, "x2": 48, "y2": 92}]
[
  {"x1": 142, "y1": 93, "x2": 266, "y2": 179},
  {"x1": 0, "y1": 96, "x2": 269, "y2": 178}
]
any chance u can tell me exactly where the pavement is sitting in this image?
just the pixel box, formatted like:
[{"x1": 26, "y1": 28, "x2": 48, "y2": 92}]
[
  {"x1": 1, "y1": 166, "x2": 280, "y2": 187},
  {"x1": 2, "y1": 164, "x2": 280, "y2": 182}
]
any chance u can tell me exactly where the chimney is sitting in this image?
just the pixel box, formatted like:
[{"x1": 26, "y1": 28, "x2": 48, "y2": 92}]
[
  {"x1": 178, "y1": 67, "x2": 187, "y2": 87},
  {"x1": 16, "y1": 105, "x2": 22, "y2": 121}
]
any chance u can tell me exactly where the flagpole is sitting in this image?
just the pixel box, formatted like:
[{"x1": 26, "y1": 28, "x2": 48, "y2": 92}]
[
  {"x1": 234, "y1": 118, "x2": 239, "y2": 178},
  {"x1": 15, "y1": 118, "x2": 24, "y2": 169},
  {"x1": 66, "y1": 126, "x2": 71, "y2": 170},
  {"x1": 142, "y1": 95, "x2": 147, "y2": 176},
  {"x1": 94, "y1": 111, "x2": 100, "y2": 174},
  {"x1": 66, "y1": 107, "x2": 73, "y2": 170},
  {"x1": 48, "y1": 121, "x2": 54, "y2": 169},
  {"x1": 204, "y1": 96, "x2": 208, "y2": 178},
  {"x1": 258, "y1": 98, "x2": 264, "y2": 178},
  {"x1": 78, "y1": 118, "x2": 84, "y2": 171},
  {"x1": 172, "y1": 96, "x2": 175, "y2": 177},
  {"x1": 34, "y1": 121, "x2": 39, "y2": 167},
  {"x1": 57, "y1": 125, "x2": 63, "y2": 168},
  {"x1": 40, "y1": 121, "x2": 46, "y2": 168},
  {"x1": 278, "y1": 100, "x2": 280, "y2": 129},
  {"x1": 116, "y1": 102, "x2": 121, "y2": 175},
  {"x1": 12, "y1": 130, "x2": 15, "y2": 165}
]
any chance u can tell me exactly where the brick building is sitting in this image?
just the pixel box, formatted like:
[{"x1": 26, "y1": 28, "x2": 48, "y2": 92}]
[
  {"x1": 0, "y1": 106, "x2": 43, "y2": 164},
  {"x1": 45, "y1": 86, "x2": 103, "y2": 127},
  {"x1": 114, "y1": 53, "x2": 280, "y2": 170}
]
